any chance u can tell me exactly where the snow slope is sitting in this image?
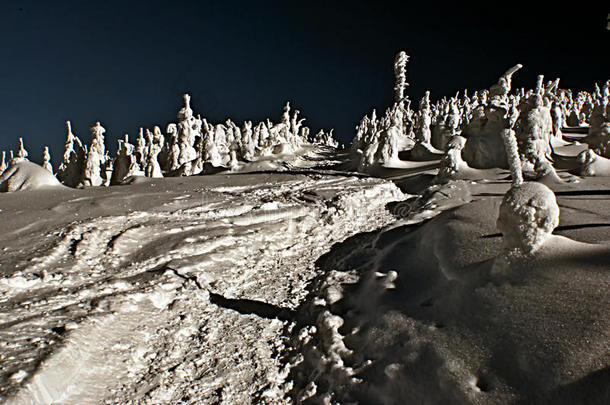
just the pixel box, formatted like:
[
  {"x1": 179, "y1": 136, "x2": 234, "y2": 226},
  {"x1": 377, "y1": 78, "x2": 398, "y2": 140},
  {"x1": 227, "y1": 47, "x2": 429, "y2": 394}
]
[
  {"x1": 1, "y1": 134, "x2": 608, "y2": 404},
  {"x1": 0, "y1": 161, "x2": 63, "y2": 192},
  {"x1": 288, "y1": 177, "x2": 610, "y2": 405},
  {"x1": 0, "y1": 172, "x2": 404, "y2": 404}
]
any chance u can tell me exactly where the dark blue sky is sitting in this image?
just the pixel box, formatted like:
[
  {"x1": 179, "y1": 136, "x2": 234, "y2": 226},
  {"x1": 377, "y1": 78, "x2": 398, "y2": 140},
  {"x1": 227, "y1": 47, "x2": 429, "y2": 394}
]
[{"x1": 1, "y1": 0, "x2": 608, "y2": 163}]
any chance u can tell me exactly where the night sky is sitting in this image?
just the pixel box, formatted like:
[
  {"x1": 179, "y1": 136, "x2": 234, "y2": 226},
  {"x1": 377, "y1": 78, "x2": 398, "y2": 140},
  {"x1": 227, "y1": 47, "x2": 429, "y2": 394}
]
[{"x1": 1, "y1": 0, "x2": 608, "y2": 164}]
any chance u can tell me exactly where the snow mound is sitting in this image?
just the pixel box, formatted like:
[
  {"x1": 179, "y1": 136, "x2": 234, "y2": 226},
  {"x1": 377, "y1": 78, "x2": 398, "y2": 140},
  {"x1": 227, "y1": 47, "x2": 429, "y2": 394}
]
[
  {"x1": 497, "y1": 181, "x2": 559, "y2": 254},
  {"x1": 577, "y1": 149, "x2": 610, "y2": 176},
  {"x1": 0, "y1": 160, "x2": 62, "y2": 192},
  {"x1": 287, "y1": 179, "x2": 610, "y2": 405}
]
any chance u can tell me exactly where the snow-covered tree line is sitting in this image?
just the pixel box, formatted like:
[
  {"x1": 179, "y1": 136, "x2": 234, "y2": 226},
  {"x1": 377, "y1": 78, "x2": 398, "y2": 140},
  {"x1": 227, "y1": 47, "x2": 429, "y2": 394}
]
[
  {"x1": 352, "y1": 52, "x2": 610, "y2": 178},
  {"x1": 0, "y1": 97, "x2": 339, "y2": 187}
]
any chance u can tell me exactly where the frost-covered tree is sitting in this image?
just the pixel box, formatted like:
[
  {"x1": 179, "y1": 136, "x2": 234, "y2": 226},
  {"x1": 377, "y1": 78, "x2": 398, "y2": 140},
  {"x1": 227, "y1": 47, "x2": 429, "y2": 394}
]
[
  {"x1": 16, "y1": 138, "x2": 28, "y2": 160},
  {"x1": 393, "y1": 51, "x2": 409, "y2": 106},
  {"x1": 42, "y1": 146, "x2": 53, "y2": 173},
  {"x1": 57, "y1": 121, "x2": 87, "y2": 187}
]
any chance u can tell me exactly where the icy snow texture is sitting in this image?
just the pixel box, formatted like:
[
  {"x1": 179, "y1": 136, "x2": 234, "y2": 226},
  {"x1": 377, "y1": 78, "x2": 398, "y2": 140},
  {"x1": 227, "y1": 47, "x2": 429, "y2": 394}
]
[
  {"x1": 496, "y1": 181, "x2": 559, "y2": 254},
  {"x1": 0, "y1": 172, "x2": 403, "y2": 404}
]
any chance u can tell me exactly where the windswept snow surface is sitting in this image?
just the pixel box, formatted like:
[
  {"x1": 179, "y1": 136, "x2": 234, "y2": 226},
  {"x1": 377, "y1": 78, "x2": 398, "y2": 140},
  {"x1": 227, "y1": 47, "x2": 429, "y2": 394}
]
[
  {"x1": 0, "y1": 172, "x2": 404, "y2": 404},
  {"x1": 288, "y1": 177, "x2": 610, "y2": 405},
  {"x1": 1, "y1": 138, "x2": 609, "y2": 404}
]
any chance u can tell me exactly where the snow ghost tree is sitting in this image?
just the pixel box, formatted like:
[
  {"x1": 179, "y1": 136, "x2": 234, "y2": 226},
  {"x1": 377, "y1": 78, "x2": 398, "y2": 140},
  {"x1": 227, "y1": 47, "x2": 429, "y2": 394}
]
[
  {"x1": 550, "y1": 98, "x2": 563, "y2": 139},
  {"x1": 83, "y1": 146, "x2": 102, "y2": 186},
  {"x1": 374, "y1": 115, "x2": 401, "y2": 164},
  {"x1": 445, "y1": 98, "x2": 461, "y2": 137},
  {"x1": 169, "y1": 94, "x2": 201, "y2": 173},
  {"x1": 42, "y1": 146, "x2": 53, "y2": 173},
  {"x1": 166, "y1": 123, "x2": 182, "y2": 171},
  {"x1": 489, "y1": 64, "x2": 522, "y2": 104},
  {"x1": 415, "y1": 91, "x2": 432, "y2": 144},
  {"x1": 110, "y1": 135, "x2": 145, "y2": 184},
  {"x1": 16, "y1": 138, "x2": 28, "y2": 161},
  {"x1": 501, "y1": 124, "x2": 524, "y2": 186},
  {"x1": 585, "y1": 83, "x2": 610, "y2": 157},
  {"x1": 82, "y1": 122, "x2": 108, "y2": 187},
  {"x1": 354, "y1": 51, "x2": 416, "y2": 170},
  {"x1": 111, "y1": 138, "x2": 131, "y2": 185},
  {"x1": 0, "y1": 151, "x2": 6, "y2": 175},
  {"x1": 145, "y1": 140, "x2": 163, "y2": 178},
  {"x1": 136, "y1": 128, "x2": 147, "y2": 169},
  {"x1": 90, "y1": 121, "x2": 106, "y2": 159},
  {"x1": 514, "y1": 77, "x2": 556, "y2": 176},
  {"x1": 57, "y1": 120, "x2": 86, "y2": 187},
  {"x1": 240, "y1": 121, "x2": 255, "y2": 160},
  {"x1": 393, "y1": 51, "x2": 409, "y2": 107},
  {"x1": 496, "y1": 103, "x2": 558, "y2": 255},
  {"x1": 311, "y1": 129, "x2": 339, "y2": 148},
  {"x1": 461, "y1": 64, "x2": 523, "y2": 168},
  {"x1": 496, "y1": 182, "x2": 559, "y2": 254},
  {"x1": 435, "y1": 135, "x2": 469, "y2": 183}
]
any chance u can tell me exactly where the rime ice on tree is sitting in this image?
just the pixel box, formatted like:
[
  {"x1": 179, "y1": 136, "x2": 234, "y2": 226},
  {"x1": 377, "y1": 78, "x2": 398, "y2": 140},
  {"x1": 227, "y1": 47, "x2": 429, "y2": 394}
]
[
  {"x1": 393, "y1": 51, "x2": 409, "y2": 107},
  {"x1": 354, "y1": 51, "x2": 417, "y2": 170},
  {"x1": 42, "y1": 146, "x2": 53, "y2": 173},
  {"x1": 415, "y1": 91, "x2": 432, "y2": 144},
  {"x1": 57, "y1": 121, "x2": 87, "y2": 187},
  {"x1": 495, "y1": 115, "x2": 559, "y2": 255},
  {"x1": 0, "y1": 151, "x2": 7, "y2": 175},
  {"x1": 461, "y1": 64, "x2": 523, "y2": 169},
  {"x1": 497, "y1": 182, "x2": 559, "y2": 254},
  {"x1": 82, "y1": 122, "x2": 109, "y2": 187},
  {"x1": 176, "y1": 94, "x2": 200, "y2": 169},
  {"x1": 16, "y1": 138, "x2": 28, "y2": 161}
]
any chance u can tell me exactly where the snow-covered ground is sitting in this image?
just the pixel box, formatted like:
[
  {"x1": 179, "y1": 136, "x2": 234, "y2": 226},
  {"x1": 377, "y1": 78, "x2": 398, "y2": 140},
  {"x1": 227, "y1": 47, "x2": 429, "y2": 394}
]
[
  {"x1": 1, "y1": 138, "x2": 609, "y2": 405},
  {"x1": 288, "y1": 177, "x2": 610, "y2": 405},
  {"x1": 0, "y1": 171, "x2": 404, "y2": 404}
]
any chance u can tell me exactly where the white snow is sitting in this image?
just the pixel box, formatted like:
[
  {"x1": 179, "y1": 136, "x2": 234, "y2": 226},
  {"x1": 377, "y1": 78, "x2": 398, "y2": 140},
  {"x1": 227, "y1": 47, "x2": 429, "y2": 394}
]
[
  {"x1": 0, "y1": 171, "x2": 404, "y2": 404},
  {"x1": 0, "y1": 160, "x2": 63, "y2": 192}
]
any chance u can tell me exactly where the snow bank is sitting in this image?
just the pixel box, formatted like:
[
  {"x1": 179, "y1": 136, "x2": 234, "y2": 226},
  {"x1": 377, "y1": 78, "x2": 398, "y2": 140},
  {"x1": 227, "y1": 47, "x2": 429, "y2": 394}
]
[
  {"x1": 0, "y1": 160, "x2": 62, "y2": 192},
  {"x1": 288, "y1": 178, "x2": 610, "y2": 405}
]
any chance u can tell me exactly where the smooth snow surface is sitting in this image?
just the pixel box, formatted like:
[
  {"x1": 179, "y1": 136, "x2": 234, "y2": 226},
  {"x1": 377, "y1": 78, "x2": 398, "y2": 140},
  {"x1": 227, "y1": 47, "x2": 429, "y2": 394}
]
[
  {"x1": 287, "y1": 174, "x2": 610, "y2": 405},
  {"x1": 0, "y1": 161, "x2": 63, "y2": 192}
]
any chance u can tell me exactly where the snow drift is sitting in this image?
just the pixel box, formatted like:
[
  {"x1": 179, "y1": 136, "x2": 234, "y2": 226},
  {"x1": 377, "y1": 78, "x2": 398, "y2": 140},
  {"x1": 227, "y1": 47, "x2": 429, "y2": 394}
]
[{"x1": 0, "y1": 160, "x2": 62, "y2": 192}]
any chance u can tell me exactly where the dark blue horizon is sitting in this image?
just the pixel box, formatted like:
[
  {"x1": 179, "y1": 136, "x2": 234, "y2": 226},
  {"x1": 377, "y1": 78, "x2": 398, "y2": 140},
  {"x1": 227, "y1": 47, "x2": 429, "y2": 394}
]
[{"x1": 1, "y1": 0, "x2": 608, "y2": 165}]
